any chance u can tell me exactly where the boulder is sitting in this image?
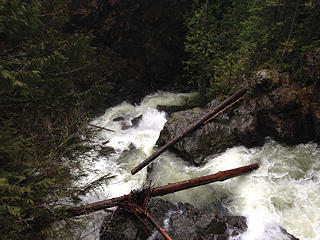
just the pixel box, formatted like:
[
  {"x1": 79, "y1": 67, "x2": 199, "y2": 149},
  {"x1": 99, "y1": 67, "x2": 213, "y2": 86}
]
[
  {"x1": 113, "y1": 116, "x2": 125, "y2": 122},
  {"x1": 252, "y1": 69, "x2": 280, "y2": 92},
  {"x1": 156, "y1": 102, "x2": 198, "y2": 116},
  {"x1": 99, "y1": 146, "x2": 115, "y2": 156},
  {"x1": 131, "y1": 115, "x2": 143, "y2": 127},
  {"x1": 303, "y1": 47, "x2": 320, "y2": 90},
  {"x1": 100, "y1": 198, "x2": 247, "y2": 240},
  {"x1": 157, "y1": 70, "x2": 320, "y2": 164},
  {"x1": 100, "y1": 198, "x2": 298, "y2": 240}
]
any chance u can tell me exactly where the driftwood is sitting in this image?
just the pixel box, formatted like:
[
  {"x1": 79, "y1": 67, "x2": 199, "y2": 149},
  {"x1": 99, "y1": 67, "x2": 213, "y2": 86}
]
[
  {"x1": 88, "y1": 123, "x2": 115, "y2": 132},
  {"x1": 65, "y1": 162, "x2": 259, "y2": 218},
  {"x1": 131, "y1": 88, "x2": 247, "y2": 175}
]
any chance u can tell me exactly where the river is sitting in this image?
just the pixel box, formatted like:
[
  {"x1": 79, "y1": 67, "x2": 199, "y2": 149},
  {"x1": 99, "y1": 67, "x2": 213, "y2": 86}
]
[{"x1": 72, "y1": 92, "x2": 320, "y2": 240}]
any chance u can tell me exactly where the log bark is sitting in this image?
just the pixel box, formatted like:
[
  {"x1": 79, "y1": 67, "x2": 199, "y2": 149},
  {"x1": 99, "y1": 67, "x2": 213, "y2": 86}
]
[
  {"x1": 65, "y1": 194, "x2": 128, "y2": 217},
  {"x1": 64, "y1": 162, "x2": 259, "y2": 218},
  {"x1": 131, "y1": 88, "x2": 247, "y2": 175},
  {"x1": 149, "y1": 162, "x2": 259, "y2": 197}
]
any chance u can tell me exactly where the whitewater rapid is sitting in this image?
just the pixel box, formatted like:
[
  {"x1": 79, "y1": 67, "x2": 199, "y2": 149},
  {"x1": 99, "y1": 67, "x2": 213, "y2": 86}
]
[{"x1": 75, "y1": 91, "x2": 319, "y2": 240}]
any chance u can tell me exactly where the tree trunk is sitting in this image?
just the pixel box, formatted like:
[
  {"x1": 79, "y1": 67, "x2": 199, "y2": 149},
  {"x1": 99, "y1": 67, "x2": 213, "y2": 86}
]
[
  {"x1": 199, "y1": 0, "x2": 210, "y2": 106},
  {"x1": 149, "y1": 162, "x2": 259, "y2": 197},
  {"x1": 64, "y1": 162, "x2": 258, "y2": 218},
  {"x1": 131, "y1": 88, "x2": 247, "y2": 175}
]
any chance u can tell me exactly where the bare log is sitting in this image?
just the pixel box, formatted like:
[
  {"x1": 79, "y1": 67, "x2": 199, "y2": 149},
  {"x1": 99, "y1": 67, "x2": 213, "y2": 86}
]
[
  {"x1": 149, "y1": 162, "x2": 259, "y2": 197},
  {"x1": 65, "y1": 194, "x2": 128, "y2": 217},
  {"x1": 64, "y1": 162, "x2": 259, "y2": 218},
  {"x1": 131, "y1": 88, "x2": 247, "y2": 175},
  {"x1": 88, "y1": 123, "x2": 115, "y2": 132}
]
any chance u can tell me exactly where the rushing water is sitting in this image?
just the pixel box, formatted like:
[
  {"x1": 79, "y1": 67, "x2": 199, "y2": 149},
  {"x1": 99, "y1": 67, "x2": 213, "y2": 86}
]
[{"x1": 76, "y1": 92, "x2": 319, "y2": 240}]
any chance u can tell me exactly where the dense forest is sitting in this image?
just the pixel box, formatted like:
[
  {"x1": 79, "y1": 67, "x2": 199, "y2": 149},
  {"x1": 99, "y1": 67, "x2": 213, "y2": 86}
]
[{"x1": 0, "y1": 0, "x2": 319, "y2": 239}]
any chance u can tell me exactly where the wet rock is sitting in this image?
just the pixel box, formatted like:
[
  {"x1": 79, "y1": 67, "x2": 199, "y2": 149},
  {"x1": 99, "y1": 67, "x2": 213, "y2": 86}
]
[
  {"x1": 100, "y1": 198, "x2": 246, "y2": 240},
  {"x1": 121, "y1": 122, "x2": 132, "y2": 130},
  {"x1": 157, "y1": 70, "x2": 320, "y2": 164},
  {"x1": 113, "y1": 116, "x2": 125, "y2": 121},
  {"x1": 100, "y1": 198, "x2": 299, "y2": 240},
  {"x1": 157, "y1": 105, "x2": 186, "y2": 114},
  {"x1": 253, "y1": 69, "x2": 280, "y2": 92},
  {"x1": 131, "y1": 115, "x2": 143, "y2": 127},
  {"x1": 99, "y1": 146, "x2": 115, "y2": 156},
  {"x1": 156, "y1": 103, "x2": 198, "y2": 116},
  {"x1": 280, "y1": 227, "x2": 300, "y2": 240},
  {"x1": 99, "y1": 209, "x2": 150, "y2": 240}
]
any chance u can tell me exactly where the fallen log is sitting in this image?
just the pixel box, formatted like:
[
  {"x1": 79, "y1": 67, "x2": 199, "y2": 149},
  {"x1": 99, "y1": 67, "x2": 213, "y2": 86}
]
[
  {"x1": 88, "y1": 123, "x2": 115, "y2": 132},
  {"x1": 65, "y1": 162, "x2": 259, "y2": 218},
  {"x1": 65, "y1": 195, "x2": 128, "y2": 217},
  {"x1": 131, "y1": 88, "x2": 247, "y2": 175},
  {"x1": 149, "y1": 162, "x2": 259, "y2": 197}
]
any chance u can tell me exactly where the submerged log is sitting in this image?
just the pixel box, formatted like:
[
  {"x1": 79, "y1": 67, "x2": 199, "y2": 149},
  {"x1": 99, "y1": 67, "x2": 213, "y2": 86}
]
[
  {"x1": 131, "y1": 88, "x2": 247, "y2": 175},
  {"x1": 65, "y1": 162, "x2": 259, "y2": 218}
]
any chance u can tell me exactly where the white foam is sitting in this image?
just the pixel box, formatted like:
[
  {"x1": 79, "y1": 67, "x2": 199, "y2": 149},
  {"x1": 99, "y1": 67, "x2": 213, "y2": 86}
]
[{"x1": 69, "y1": 91, "x2": 319, "y2": 240}]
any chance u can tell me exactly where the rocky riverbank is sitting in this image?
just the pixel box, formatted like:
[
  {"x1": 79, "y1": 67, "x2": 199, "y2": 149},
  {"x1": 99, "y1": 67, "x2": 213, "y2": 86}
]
[
  {"x1": 100, "y1": 198, "x2": 298, "y2": 240},
  {"x1": 100, "y1": 198, "x2": 247, "y2": 240},
  {"x1": 157, "y1": 70, "x2": 320, "y2": 165},
  {"x1": 98, "y1": 69, "x2": 319, "y2": 240}
]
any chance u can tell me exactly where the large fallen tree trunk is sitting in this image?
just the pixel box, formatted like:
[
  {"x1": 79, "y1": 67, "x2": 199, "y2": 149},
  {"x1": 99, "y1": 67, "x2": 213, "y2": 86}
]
[
  {"x1": 131, "y1": 88, "x2": 247, "y2": 175},
  {"x1": 65, "y1": 162, "x2": 259, "y2": 217},
  {"x1": 149, "y1": 162, "x2": 259, "y2": 197}
]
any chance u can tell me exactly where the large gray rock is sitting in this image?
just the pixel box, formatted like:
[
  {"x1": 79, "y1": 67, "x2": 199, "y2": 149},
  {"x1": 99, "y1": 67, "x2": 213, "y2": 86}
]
[
  {"x1": 157, "y1": 70, "x2": 320, "y2": 164},
  {"x1": 100, "y1": 198, "x2": 247, "y2": 240},
  {"x1": 100, "y1": 198, "x2": 299, "y2": 240}
]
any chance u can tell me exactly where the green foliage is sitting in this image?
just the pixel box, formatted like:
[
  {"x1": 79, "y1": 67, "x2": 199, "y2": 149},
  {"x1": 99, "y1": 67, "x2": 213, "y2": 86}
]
[
  {"x1": 184, "y1": 0, "x2": 320, "y2": 95},
  {"x1": 184, "y1": 1, "x2": 222, "y2": 103},
  {"x1": 0, "y1": 0, "x2": 113, "y2": 239}
]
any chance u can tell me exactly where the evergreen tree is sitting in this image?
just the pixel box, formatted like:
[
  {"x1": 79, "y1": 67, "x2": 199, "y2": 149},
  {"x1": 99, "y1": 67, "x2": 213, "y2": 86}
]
[
  {"x1": 0, "y1": 1, "x2": 112, "y2": 238},
  {"x1": 184, "y1": 0, "x2": 320, "y2": 93}
]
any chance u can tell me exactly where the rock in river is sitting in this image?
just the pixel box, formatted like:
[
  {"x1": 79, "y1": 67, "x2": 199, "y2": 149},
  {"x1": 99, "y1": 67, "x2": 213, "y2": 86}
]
[{"x1": 157, "y1": 70, "x2": 320, "y2": 165}]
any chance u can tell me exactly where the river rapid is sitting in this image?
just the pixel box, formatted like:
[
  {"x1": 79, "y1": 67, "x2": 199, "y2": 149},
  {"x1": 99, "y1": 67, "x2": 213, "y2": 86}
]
[{"x1": 76, "y1": 92, "x2": 320, "y2": 240}]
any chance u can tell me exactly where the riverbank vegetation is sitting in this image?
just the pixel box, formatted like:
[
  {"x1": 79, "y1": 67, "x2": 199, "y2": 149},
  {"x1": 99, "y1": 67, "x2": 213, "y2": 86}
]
[
  {"x1": 1, "y1": 0, "x2": 319, "y2": 239},
  {"x1": 184, "y1": 0, "x2": 320, "y2": 102}
]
